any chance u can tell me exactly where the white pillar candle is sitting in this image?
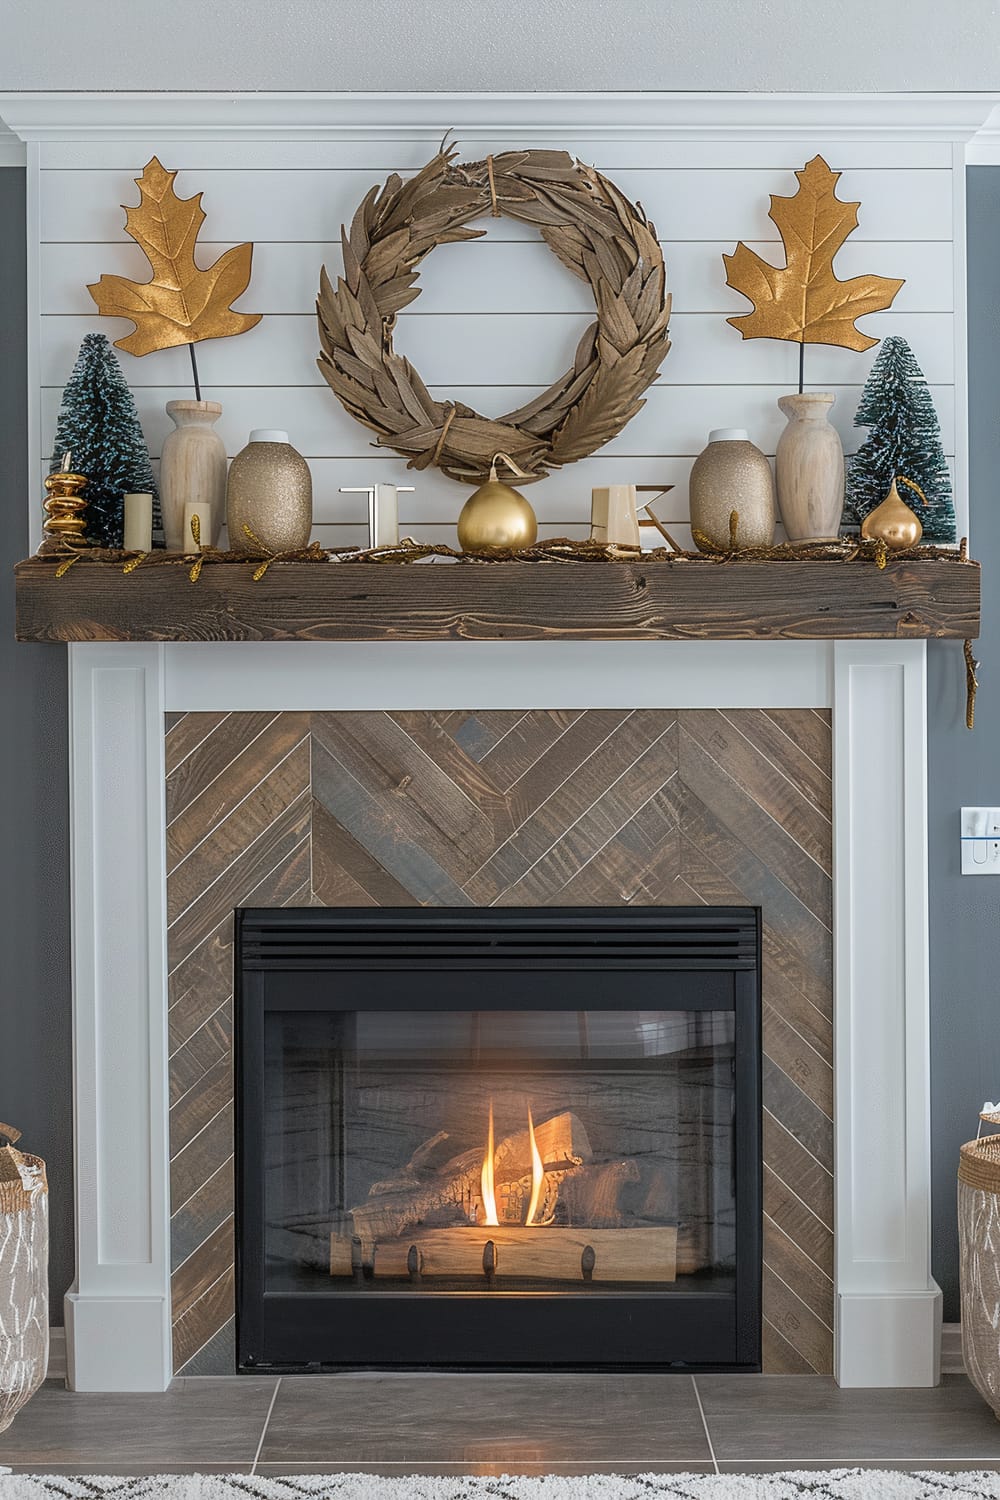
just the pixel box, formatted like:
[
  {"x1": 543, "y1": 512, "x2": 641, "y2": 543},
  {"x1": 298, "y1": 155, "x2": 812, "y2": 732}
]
[
  {"x1": 339, "y1": 484, "x2": 415, "y2": 548},
  {"x1": 182, "y1": 500, "x2": 213, "y2": 551},
  {"x1": 590, "y1": 485, "x2": 640, "y2": 548},
  {"x1": 123, "y1": 492, "x2": 153, "y2": 552},
  {"x1": 371, "y1": 484, "x2": 400, "y2": 548}
]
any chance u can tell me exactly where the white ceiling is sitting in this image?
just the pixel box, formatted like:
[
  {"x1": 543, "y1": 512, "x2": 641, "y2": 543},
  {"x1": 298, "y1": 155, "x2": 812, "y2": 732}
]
[{"x1": 0, "y1": 0, "x2": 998, "y2": 93}]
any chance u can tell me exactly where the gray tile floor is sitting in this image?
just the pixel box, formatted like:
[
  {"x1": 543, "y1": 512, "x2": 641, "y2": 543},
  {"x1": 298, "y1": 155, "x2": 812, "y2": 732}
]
[{"x1": 2, "y1": 1375, "x2": 1000, "y2": 1477}]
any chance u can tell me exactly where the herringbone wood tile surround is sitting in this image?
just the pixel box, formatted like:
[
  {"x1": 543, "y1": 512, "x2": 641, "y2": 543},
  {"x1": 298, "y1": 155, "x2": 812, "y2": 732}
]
[{"x1": 165, "y1": 709, "x2": 833, "y2": 1376}]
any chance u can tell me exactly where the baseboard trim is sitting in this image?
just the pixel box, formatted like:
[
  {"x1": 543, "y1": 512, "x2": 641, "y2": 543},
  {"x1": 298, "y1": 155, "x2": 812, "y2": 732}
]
[
  {"x1": 941, "y1": 1321, "x2": 965, "y2": 1375},
  {"x1": 64, "y1": 1294, "x2": 172, "y2": 1391},
  {"x1": 46, "y1": 1326, "x2": 66, "y2": 1383},
  {"x1": 836, "y1": 1288, "x2": 943, "y2": 1387}
]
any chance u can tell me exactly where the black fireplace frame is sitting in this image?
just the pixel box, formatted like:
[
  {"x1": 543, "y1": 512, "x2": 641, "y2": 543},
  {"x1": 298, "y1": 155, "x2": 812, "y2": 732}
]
[{"x1": 235, "y1": 906, "x2": 762, "y2": 1373}]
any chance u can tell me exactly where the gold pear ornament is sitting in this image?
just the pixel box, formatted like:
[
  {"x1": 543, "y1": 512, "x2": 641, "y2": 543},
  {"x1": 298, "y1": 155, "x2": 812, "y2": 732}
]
[
  {"x1": 457, "y1": 453, "x2": 538, "y2": 552},
  {"x1": 860, "y1": 475, "x2": 927, "y2": 551}
]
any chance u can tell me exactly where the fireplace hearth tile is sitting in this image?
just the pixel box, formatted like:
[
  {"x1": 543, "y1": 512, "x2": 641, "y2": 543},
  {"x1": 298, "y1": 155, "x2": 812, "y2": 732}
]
[
  {"x1": 257, "y1": 1374, "x2": 713, "y2": 1465},
  {"x1": 696, "y1": 1374, "x2": 1000, "y2": 1461},
  {"x1": 0, "y1": 1379, "x2": 277, "y2": 1467}
]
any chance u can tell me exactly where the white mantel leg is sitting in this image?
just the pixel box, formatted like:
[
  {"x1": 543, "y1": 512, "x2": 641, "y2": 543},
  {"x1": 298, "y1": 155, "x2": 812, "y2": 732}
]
[
  {"x1": 63, "y1": 643, "x2": 172, "y2": 1391},
  {"x1": 833, "y1": 640, "x2": 941, "y2": 1386}
]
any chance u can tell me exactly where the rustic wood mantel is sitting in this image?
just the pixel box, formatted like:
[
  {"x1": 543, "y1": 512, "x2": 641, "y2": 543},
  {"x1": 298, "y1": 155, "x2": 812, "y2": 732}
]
[{"x1": 13, "y1": 555, "x2": 981, "y2": 643}]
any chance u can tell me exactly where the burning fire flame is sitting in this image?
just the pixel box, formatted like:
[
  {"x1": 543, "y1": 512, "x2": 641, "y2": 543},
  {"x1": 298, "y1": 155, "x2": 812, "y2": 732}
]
[
  {"x1": 525, "y1": 1106, "x2": 544, "y2": 1227},
  {"x1": 479, "y1": 1101, "x2": 547, "y2": 1227},
  {"x1": 481, "y1": 1100, "x2": 499, "y2": 1227}
]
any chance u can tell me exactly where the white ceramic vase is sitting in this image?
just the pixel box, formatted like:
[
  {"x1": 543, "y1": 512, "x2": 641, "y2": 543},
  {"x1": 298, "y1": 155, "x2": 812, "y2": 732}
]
[
  {"x1": 160, "y1": 400, "x2": 227, "y2": 551},
  {"x1": 774, "y1": 392, "x2": 845, "y2": 543}
]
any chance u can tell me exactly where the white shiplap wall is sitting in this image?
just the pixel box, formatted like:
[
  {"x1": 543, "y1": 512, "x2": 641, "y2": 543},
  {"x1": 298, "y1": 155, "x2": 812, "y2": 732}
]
[{"x1": 18, "y1": 99, "x2": 977, "y2": 553}]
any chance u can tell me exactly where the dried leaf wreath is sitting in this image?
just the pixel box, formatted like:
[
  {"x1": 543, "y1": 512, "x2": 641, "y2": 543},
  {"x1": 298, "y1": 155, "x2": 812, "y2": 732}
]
[{"x1": 316, "y1": 147, "x2": 672, "y2": 484}]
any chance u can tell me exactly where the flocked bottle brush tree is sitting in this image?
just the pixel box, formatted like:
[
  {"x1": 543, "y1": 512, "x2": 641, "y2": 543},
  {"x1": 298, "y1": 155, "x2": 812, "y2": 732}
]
[
  {"x1": 846, "y1": 335, "x2": 956, "y2": 545},
  {"x1": 48, "y1": 333, "x2": 160, "y2": 549}
]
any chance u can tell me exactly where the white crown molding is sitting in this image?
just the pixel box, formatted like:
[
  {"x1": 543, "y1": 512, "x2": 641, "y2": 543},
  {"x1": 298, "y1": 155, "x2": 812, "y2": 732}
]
[
  {"x1": 967, "y1": 104, "x2": 1000, "y2": 162},
  {"x1": 0, "y1": 90, "x2": 997, "y2": 143}
]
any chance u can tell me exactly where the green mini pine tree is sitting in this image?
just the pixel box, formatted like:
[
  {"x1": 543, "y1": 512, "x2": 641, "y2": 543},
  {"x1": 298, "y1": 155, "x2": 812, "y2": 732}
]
[
  {"x1": 846, "y1": 335, "x2": 955, "y2": 543},
  {"x1": 49, "y1": 333, "x2": 161, "y2": 549}
]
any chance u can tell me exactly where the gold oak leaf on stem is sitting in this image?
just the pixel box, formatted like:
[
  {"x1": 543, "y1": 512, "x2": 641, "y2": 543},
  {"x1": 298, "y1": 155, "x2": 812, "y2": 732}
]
[
  {"x1": 723, "y1": 155, "x2": 904, "y2": 352},
  {"x1": 87, "y1": 156, "x2": 261, "y2": 356}
]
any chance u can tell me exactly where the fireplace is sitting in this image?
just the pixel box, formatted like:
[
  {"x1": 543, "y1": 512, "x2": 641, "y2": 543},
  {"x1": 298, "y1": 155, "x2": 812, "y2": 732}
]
[{"x1": 235, "y1": 906, "x2": 762, "y2": 1371}]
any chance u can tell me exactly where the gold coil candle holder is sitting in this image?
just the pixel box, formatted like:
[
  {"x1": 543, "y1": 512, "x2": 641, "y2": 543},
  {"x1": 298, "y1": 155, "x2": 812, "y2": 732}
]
[{"x1": 39, "y1": 453, "x2": 89, "y2": 554}]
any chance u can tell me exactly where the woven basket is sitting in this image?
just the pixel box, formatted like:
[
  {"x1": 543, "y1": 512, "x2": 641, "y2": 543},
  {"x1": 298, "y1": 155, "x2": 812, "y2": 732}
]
[
  {"x1": 959, "y1": 1125, "x2": 1000, "y2": 1417},
  {"x1": 0, "y1": 1124, "x2": 48, "y2": 1433}
]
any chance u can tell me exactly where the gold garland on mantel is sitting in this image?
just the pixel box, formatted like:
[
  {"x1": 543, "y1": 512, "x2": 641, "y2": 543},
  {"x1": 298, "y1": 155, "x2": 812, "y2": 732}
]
[{"x1": 44, "y1": 535, "x2": 976, "y2": 572}]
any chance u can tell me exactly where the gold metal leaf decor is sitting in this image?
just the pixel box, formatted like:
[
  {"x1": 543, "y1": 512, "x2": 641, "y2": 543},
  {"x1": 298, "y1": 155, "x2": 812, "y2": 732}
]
[
  {"x1": 316, "y1": 147, "x2": 672, "y2": 485},
  {"x1": 88, "y1": 157, "x2": 261, "y2": 356},
  {"x1": 723, "y1": 155, "x2": 904, "y2": 352}
]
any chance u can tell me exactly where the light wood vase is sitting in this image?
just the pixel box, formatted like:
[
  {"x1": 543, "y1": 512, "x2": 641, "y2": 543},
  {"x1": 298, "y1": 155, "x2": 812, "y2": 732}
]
[
  {"x1": 689, "y1": 429, "x2": 776, "y2": 551},
  {"x1": 160, "y1": 400, "x2": 227, "y2": 551},
  {"x1": 227, "y1": 429, "x2": 313, "y2": 554},
  {"x1": 774, "y1": 392, "x2": 845, "y2": 543}
]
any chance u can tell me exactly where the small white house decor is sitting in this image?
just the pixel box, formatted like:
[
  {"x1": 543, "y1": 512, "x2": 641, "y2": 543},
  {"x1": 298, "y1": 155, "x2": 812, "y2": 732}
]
[{"x1": 0, "y1": 1124, "x2": 48, "y2": 1432}]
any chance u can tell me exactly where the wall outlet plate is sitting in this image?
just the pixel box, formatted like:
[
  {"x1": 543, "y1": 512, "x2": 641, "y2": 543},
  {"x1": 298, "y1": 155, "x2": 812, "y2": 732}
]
[{"x1": 961, "y1": 806, "x2": 1000, "y2": 874}]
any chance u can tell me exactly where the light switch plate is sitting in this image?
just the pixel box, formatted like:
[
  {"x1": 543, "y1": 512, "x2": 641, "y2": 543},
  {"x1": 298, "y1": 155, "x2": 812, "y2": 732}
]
[{"x1": 961, "y1": 806, "x2": 1000, "y2": 874}]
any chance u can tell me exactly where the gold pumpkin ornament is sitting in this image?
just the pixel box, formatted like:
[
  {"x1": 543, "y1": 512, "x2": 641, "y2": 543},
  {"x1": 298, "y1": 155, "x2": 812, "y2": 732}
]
[
  {"x1": 457, "y1": 454, "x2": 539, "y2": 552},
  {"x1": 860, "y1": 475, "x2": 927, "y2": 551}
]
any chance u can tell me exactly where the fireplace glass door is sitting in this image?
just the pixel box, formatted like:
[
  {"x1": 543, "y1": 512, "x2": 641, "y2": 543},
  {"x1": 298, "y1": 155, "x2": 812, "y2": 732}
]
[{"x1": 237, "y1": 908, "x2": 761, "y2": 1371}]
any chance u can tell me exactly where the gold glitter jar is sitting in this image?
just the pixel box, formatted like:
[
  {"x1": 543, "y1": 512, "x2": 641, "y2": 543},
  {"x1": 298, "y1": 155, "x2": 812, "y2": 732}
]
[
  {"x1": 226, "y1": 429, "x2": 313, "y2": 554},
  {"x1": 689, "y1": 428, "x2": 776, "y2": 551}
]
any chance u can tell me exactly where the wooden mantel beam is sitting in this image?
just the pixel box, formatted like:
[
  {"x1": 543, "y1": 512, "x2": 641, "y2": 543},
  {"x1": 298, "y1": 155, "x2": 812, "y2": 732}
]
[{"x1": 13, "y1": 555, "x2": 981, "y2": 644}]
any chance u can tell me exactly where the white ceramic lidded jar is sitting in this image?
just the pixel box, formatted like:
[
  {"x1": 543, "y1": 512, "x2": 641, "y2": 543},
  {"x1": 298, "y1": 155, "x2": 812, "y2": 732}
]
[
  {"x1": 774, "y1": 392, "x2": 845, "y2": 543},
  {"x1": 689, "y1": 428, "x2": 776, "y2": 551},
  {"x1": 226, "y1": 430, "x2": 313, "y2": 554},
  {"x1": 160, "y1": 399, "x2": 227, "y2": 550}
]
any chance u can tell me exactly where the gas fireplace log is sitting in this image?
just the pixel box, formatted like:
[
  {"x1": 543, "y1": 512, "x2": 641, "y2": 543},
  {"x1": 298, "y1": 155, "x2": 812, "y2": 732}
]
[
  {"x1": 329, "y1": 1234, "x2": 358, "y2": 1277},
  {"x1": 557, "y1": 1159, "x2": 640, "y2": 1229},
  {"x1": 367, "y1": 1131, "x2": 453, "y2": 1195},
  {"x1": 334, "y1": 1225, "x2": 678, "y2": 1283},
  {"x1": 349, "y1": 1111, "x2": 592, "y2": 1244}
]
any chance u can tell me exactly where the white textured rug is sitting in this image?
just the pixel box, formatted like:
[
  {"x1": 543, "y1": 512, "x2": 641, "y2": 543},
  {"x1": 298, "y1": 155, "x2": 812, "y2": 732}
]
[{"x1": 1, "y1": 1476, "x2": 1000, "y2": 1498}]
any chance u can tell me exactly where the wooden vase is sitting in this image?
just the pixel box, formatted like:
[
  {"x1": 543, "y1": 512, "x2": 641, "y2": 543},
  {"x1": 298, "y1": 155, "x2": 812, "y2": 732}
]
[
  {"x1": 774, "y1": 392, "x2": 845, "y2": 543},
  {"x1": 160, "y1": 400, "x2": 227, "y2": 551}
]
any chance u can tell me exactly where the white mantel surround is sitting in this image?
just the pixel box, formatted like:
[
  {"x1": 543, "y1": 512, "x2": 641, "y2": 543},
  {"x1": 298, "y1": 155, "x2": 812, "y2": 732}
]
[
  {"x1": 6, "y1": 88, "x2": 990, "y2": 1393},
  {"x1": 63, "y1": 637, "x2": 937, "y2": 1390}
]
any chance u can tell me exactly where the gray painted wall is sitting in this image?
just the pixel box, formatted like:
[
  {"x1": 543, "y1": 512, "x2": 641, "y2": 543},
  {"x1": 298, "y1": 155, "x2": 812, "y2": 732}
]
[
  {"x1": 929, "y1": 167, "x2": 1000, "y2": 1321},
  {"x1": 1, "y1": 154, "x2": 996, "y2": 1326},
  {"x1": 1, "y1": 0, "x2": 999, "y2": 91},
  {"x1": 0, "y1": 167, "x2": 73, "y2": 1321}
]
